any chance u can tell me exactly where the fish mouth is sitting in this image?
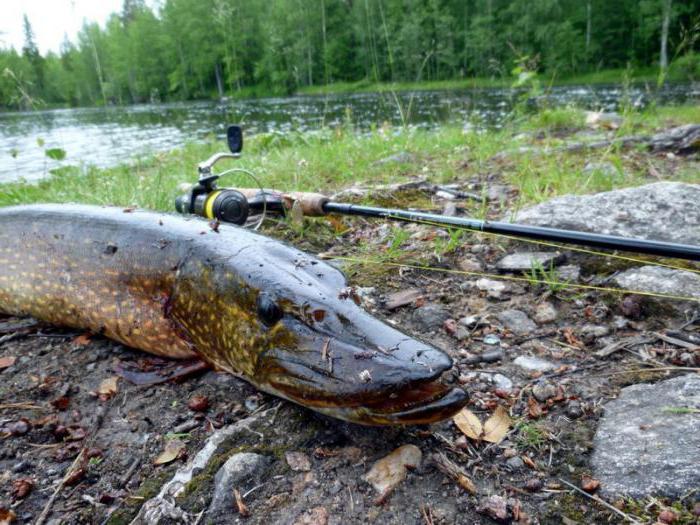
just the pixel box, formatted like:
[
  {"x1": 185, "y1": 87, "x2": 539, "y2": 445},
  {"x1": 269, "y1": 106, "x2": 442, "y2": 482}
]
[{"x1": 256, "y1": 316, "x2": 469, "y2": 425}]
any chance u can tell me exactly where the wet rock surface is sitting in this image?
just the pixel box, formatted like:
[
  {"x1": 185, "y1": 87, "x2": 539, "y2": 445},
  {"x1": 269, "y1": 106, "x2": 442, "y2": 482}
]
[
  {"x1": 513, "y1": 182, "x2": 700, "y2": 245},
  {"x1": 591, "y1": 374, "x2": 700, "y2": 499}
]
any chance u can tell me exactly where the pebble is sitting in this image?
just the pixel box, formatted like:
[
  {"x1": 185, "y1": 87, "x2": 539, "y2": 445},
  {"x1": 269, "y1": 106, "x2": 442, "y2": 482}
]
[
  {"x1": 534, "y1": 302, "x2": 558, "y2": 324},
  {"x1": 475, "y1": 278, "x2": 509, "y2": 299},
  {"x1": 207, "y1": 453, "x2": 269, "y2": 522},
  {"x1": 364, "y1": 445, "x2": 422, "y2": 502},
  {"x1": 497, "y1": 309, "x2": 537, "y2": 335},
  {"x1": 285, "y1": 451, "x2": 312, "y2": 472},
  {"x1": 458, "y1": 256, "x2": 484, "y2": 272},
  {"x1": 513, "y1": 355, "x2": 557, "y2": 372},
  {"x1": 557, "y1": 264, "x2": 581, "y2": 282},
  {"x1": 412, "y1": 304, "x2": 450, "y2": 331},
  {"x1": 580, "y1": 324, "x2": 611, "y2": 339},
  {"x1": 12, "y1": 461, "x2": 30, "y2": 473},
  {"x1": 483, "y1": 334, "x2": 501, "y2": 345},
  {"x1": 532, "y1": 382, "x2": 558, "y2": 402},
  {"x1": 505, "y1": 456, "x2": 525, "y2": 471},
  {"x1": 495, "y1": 251, "x2": 565, "y2": 272},
  {"x1": 292, "y1": 507, "x2": 329, "y2": 525},
  {"x1": 565, "y1": 400, "x2": 584, "y2": 419}
]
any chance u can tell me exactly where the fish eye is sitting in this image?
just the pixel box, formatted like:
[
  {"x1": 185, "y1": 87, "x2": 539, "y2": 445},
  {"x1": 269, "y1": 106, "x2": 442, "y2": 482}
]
[{"x1": 257, "y1": 295, "x2": 283, "y2": 326}]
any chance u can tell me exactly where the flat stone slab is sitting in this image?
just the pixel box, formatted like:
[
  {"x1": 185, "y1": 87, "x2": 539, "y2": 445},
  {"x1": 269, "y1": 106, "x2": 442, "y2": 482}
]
[
  {"x1": 495, "y1": 251, "x2": 565, "y2": 272},
  {"x1": 591, "y1": 374, "x2": 700, "y2": 499},
  {"x1": 512, "y1": 182, "x2": 700, "y2": 246},
  {"x1": 613, "y1": 266, "x2": 700, "y2": 301}
]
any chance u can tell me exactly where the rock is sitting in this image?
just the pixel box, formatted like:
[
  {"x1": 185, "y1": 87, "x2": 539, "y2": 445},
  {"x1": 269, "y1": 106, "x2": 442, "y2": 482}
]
[
  {"x1": 557, "y1": 264, "x2": 581, "y2": 282},
  {"x1": 505, "y1": 456, "x2": 525, "y2": 471},
  {"x1": 532, "y1": 382, "x2": 558, "y2": 402},
  {"x1": 285, "y1": 451, "x2": 312, "y2": 472},
  {"x1": 649, "y1": 124, "x2": 700, "y2": 155},
  {"x1": 582, "y1": 161, "x2": 622, "y2": 181},
  {"x1": 477, "y1": 494, "x2": 510, "y2": 522},
  {"x1": 495, "y1": 251, "x2": 565, "y2": 272},
  {"x1": 513, "y1": 182, "x2": 700, "y2": 246},
  {"x1": 384, "y1": 288, "x2": 424, "y2": 310},
  {"x1": 483, "y1": 334, "x2": 501, "y2": 345},
  {"x1": 565, "y1": 400, "x2": 584, "y2": 419},
  {"x1": 591, "y1": 374, "x2": 700, "y2": 499},
  {"x1": 585, "y1": 111, "x2": 623, "y2": 129},
  {"x1": 580, "y1": 324, "x2": 611, "y2": 340},
  {"x1": 293, "y1": 506, "x2": 329, "y2": 525},
  {"x1": 458, "y1": 256, "x2": 484, "y2": 273},
  {"x1": 459, "y1": 315, "x2": 487, "y2": 328},
  {"x1": 534, "y1": 302, "x2": 558, "y2": 324},
  {"x1": 364, "y1": 445, "x2": 422, "y2": 503},
  {"x1": 412, "y1": 304, "x2": 450, "y2": 331},
  {"x1": 497, "y1": 309, "x2": 537, "y2": 336},
  {"x1": 375, "y1": 151, "x2": 416, "y2": 165},
  {"x1": 208, "y1": 453, "x2": 269, "y2": 522},
  {"x1": 513, "y1": 355, "x2": 557, "y2": 372},
  {"x1": 476, "y1": 278, "x2": 509, "y2": 299},
  {"x1": 613, "y1": 266, "x2": 700, "y2": 302}
]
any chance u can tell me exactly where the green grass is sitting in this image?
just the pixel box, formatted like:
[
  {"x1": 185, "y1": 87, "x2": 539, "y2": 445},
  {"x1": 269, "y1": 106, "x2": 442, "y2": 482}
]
[{"x1": 1, "y1": 104, "x2": 698, "y2": 215}]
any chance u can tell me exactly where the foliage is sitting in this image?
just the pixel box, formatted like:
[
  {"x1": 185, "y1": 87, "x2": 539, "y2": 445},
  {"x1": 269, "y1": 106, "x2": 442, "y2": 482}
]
[{"x1": 1, "y1": 0, "x2": 699, "y2": 109}]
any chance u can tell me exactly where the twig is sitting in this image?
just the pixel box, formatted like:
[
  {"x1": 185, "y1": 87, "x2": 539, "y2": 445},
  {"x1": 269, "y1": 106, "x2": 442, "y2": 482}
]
[
  {"x1": 35, "y1": 450, "x2": 85, "y2": 525},
  {"x1": 602, "y1": 366, "x2": 700, "y2": 376},
  {"x1": 558, "y1": 478, "x2": 641, "y2": 524},
  {"x1": 0, "y1": 402, "x2": 48, "y2": 411}
]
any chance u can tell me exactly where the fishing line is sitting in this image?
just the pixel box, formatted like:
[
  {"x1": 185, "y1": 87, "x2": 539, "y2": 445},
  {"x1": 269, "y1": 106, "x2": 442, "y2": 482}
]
[
  {"x1": 330, "y1": 255, "x2": 700, "y2": 303},
  {"x1": 380, "y1": 213, "x2": 700, "y2": 276}
]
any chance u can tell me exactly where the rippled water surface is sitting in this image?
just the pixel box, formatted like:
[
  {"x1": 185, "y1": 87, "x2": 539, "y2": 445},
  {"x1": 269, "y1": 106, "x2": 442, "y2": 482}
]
[{"x1": 1, "y1": 83, "x2": 697, "y2": 183}]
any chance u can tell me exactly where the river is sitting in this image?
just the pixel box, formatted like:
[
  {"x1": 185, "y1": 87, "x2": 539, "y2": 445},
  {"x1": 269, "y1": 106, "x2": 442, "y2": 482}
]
[{"x1": 0, "y1": 83, "x2": 697, "y2": 183}]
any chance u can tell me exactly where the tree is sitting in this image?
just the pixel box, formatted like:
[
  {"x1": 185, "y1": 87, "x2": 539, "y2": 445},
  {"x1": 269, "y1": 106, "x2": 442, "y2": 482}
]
[{"x1": 21, "y1": 14, "x2": 44, "y2": 94}]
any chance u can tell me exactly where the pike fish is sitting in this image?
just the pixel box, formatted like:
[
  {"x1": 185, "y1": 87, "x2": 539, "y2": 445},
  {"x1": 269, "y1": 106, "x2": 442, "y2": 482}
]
[{"x1": 0, "y1": 204, "x2": 468, "y2": 425}]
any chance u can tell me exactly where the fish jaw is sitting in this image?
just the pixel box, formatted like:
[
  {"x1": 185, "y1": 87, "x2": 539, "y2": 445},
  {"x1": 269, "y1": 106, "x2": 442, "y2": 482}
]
[{"x1": 253, "y1": 315, "x2": 469, "y2": 425}]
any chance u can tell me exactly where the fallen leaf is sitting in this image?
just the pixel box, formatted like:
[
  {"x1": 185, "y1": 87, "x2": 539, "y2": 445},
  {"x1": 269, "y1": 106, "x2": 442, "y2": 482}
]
[
  {"x1": 482, "y1": 405, "x2": 512, "y2": 444},
  {"x1": 522, "y1": 456, "x2": 537, "y2": 469},
  {"x1": 453, "y1": 408, "x2": 483, "y2": 440},
  {"x1": 64, "y1": 467, "x2": 86, "y2": 486},
  {"x1": 0, "y1": 508, "x2": 16, "y2": 524},
  {"x1": 233, "y1": 488, "x2": 250, "y2": 517},
  {"x1": 0, "y1": 356, "x2": 16, "y2": 370},
  {"x1": 97, "y1": 376, "x2": 119, "y2": 399},
  {"x1": 527, "y1": 397, "x2": 545, "y2": 418},
  {"x1": 154, "y1": 439, "x2": 186, "y2": 465},
  {"x1": 364, "y1": 444, "x2": 422, "y2": 504},
  {"x1": 51, "y1": 396, "x2": 70, "y2": 411},
  {"x1": 11, "y1": 478, "x2": 33, "y2": 500},
  {"x1": 187, "y1": 395, "x2": 209, "y2": 412}
]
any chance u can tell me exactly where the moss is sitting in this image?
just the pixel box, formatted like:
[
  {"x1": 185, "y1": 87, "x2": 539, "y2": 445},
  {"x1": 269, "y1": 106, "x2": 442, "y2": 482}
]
[{"x1": 105, "y1": 470, "x2": 173, "y2": 525}]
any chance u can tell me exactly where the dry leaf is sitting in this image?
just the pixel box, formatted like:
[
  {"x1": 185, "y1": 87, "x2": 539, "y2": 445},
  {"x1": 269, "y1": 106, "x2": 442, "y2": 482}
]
[
  {"x1": 97, "y1": 376, "x2": 119, "y2": 398},
  {"x1": 453, "y1": 408, "x2": 483, "y2": 440},
  {"x1": 456, "y1": 474, "x2": 477, "y2": 494},
  {"x1": 581, "y1": 475, "x2": 600, "y2": 493},
  {"x1": 482, "y1": 406, "x2": 512, "y2": 444},
  {"x1": 0, "y1": 508, "x2": 16, "y2": 524},
  {"x1": 527, "y1": 397, "x2": 545, "y2": 418},
  {"x1": 522, "y1": 456, "x2": 537, "y2": 469},
  {"x1": 0, "y1": 356, "x2": 16, "y2": 370},
  {"x1": 154, "y1": 439, "x2": 186, "y2": 465}
]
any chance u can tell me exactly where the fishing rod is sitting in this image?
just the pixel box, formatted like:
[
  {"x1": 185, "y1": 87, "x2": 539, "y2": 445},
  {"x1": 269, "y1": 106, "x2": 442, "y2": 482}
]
[{"x1": 175, "y1": 125, "x2": 700, "y2": 262}]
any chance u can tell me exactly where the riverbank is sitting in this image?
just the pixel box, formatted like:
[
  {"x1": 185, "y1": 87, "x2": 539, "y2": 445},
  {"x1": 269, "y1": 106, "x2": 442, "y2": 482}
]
[
  {"x1": 1, "y1": 104, "x2": 698, "y2": 212},
  {"x1": 1, "y1": 104, "x2": 699, "y2": 524}
]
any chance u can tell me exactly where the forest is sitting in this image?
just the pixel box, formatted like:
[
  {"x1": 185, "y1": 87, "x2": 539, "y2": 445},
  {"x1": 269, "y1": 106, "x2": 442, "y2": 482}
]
[{"x1": 1, "y1": 0, "x2": 699, "y2": 109}]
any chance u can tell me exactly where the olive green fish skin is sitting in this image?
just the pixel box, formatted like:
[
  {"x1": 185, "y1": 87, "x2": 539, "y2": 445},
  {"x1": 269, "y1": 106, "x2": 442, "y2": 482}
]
[{"x1": 0, "y1": 204, "x2": 467, "y2": 425}]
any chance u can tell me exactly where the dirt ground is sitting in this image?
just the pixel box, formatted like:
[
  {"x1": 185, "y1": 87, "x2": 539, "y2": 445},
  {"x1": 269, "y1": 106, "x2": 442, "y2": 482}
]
[{"x1": 1, "y1": 143, "x2": 699, "y2": 524}]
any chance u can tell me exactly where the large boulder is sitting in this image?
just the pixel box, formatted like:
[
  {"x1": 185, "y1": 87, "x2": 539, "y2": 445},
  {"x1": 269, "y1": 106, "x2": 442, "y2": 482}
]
[
  {"x1": 591, "y1": 374, "x2": 700, "y2": 499},
  {"x1": 512, "y1": 182, "x2": 700, "y2": 245}
]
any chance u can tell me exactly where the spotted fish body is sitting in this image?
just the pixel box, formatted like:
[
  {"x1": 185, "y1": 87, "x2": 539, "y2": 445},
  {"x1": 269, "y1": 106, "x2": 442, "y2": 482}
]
[{"x1": 0, "y1": 204, "x2": 467, "y2": 425}]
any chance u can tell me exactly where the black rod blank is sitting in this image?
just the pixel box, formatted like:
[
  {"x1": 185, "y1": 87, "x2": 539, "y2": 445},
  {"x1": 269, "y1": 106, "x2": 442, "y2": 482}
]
[{"x1": 322, "y1": 202, "x2": 700, "y2": 261}]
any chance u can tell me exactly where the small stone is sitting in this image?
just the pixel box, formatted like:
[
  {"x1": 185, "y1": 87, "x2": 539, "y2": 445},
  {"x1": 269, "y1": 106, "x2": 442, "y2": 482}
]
[
  {"x1": 458, "y1": 256, "x2": 484, "y2": 273},
  {"x1": 477, "y1": 494, "x2": 509, "y2": 522},
  {"x1": 286, "y1": 451, "x2": 312, "y2": 472},
  {"x1": 483, "y1": 334, "x2": 501, "y2": 345},
  {"x1": 476, "y1": 278, "x2": 509, "y2": 299},
  {"x1": 585, "y1": 110, "x2": 623, "y2": 129},
  {"x1": 534, "y1": 302, "x2": 558, "y2": 324},
  {"x1": 525, "y1": 478, "x2": 543, "y2": 491},
  {"x1": 497, "y1": 309, "x2": 537, "y2": 336},
  {"x1": 513, "y1": 355, "x2": 557, "y2": 372},
  {"x1": 505, "y1": 456, "x2": 524, "y2": 471},
  {"x1": 12, "y1": 461, "x2": 30, "y2": 473},
  {"x1": 293, "y1": 506, "x2": 329, "y2": 525},
  {"x1": 496, "y1": 252, "x2": 565, "y2": 272},
  {"x1": 492, "y1": 374, "x2": 513, "y2": 391},
  {"x1": 565, "y1": 400, "x2": 584, "y2": 419},
  {"x1": 580, "y1": 324, "x2": 611, "y2": 340},
  {"x1": 208, "y1": 453, "x2": 269, "y2": 522},
  {"x1": 459, "y1": 315, "x2": 485, "y2": 328},
  {"x1": 364, "y1": 445, "x2": 422, "y2": 503},
  {"x1": 481, "y1": 349, "x2": 505, "y2": 362},
  {"x1": 384, "y1": 288, "x2": 424, "y2": 310},
  {"x1": 557, "y1": 265, "x2": 581, "y2": 282},
  {"x1": 532, "y1": 382, "x2": 558, "y2": 402},
  {"x1": 412, "y1": 304, "x2": 450, "y2": 331}
]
